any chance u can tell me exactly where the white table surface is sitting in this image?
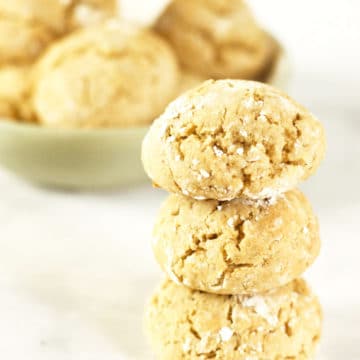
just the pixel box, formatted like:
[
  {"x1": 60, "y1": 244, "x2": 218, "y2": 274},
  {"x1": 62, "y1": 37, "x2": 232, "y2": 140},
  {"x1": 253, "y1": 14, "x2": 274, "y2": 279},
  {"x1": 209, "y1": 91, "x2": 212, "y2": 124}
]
[{"x1": 1, "y1": 1, "x2": 360, "y2": 359}]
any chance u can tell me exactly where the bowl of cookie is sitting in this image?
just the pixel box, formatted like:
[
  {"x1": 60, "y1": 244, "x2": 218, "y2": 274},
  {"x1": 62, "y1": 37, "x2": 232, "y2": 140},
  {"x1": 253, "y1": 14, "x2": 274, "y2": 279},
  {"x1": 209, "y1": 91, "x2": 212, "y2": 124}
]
[{"x1": 0, "y1": 0, "x2": 290, "y2": 190}]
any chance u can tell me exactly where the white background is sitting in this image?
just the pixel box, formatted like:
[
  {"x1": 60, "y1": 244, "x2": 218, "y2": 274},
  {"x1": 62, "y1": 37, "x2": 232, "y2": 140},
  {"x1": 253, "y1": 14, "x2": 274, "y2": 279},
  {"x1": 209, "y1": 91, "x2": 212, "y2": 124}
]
[{"x1": 0, "y1": 1, "x2": 359, "y2": 359}]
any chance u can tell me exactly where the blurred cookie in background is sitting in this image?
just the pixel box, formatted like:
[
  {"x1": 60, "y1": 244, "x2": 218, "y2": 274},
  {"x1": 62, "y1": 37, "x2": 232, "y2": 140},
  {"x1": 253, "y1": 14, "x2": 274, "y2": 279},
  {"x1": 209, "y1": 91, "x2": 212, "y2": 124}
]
[
  {"x1": 0, "y1": 100, "x2": 15, "y2": 119},
  {"x1": 32, "y1": 20, "x2": 179, "y2": 128},
  {"x1": 154, "y1": 0, "x2": 280, "y2": 83},
  {"x1": 0, "y1": 13, "x2": 54, "y2": 66},
  {"x1": 0, "y1": 0, "x2": 118, "y2": 66},
  {"x1": 0, "y1": 66, "x2": 35, "y2": 122}
]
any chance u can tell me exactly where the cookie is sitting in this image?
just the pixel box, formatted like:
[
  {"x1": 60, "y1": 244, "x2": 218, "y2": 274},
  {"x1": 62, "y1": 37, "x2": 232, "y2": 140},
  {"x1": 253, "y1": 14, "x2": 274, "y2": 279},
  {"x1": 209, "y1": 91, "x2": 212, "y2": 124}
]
[
  {"x1": 153, "y1": 189, "x2": 320, "y2": 295},
  {"x1": 0, "y1": 100, "x2": 15, "y2": 119},
  {"x1": 154, "y1": 0, "x2": 278, "y2": 81},
  {"x1": 32, "y1": 20, "x2": 179, "y2": 128},
  {"x1": 0, "y1": 0, "x2": 117, "y2": 65},
  {"x1": 142, "y1": 80, "x2": 326, "y2": 201},
  {"x1": 145, "y1": 278, "x2": 322, "y2": 360},
  {"x1": 0, "y1": 66, "x2": 34, "y2": 122},
  {"x1": 0, "y1": 14, "x2": 54, "y2": 66}
]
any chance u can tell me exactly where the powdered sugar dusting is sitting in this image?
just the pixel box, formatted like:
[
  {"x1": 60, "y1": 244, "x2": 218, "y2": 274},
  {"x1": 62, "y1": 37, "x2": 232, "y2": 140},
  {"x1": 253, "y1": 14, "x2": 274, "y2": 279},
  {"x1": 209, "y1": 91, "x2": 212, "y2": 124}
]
[
  {"x1": 273, "y1": 217, "x2": 283, "y2": 228},
  {"x1": 197, "y1": 169, "x2": 210, "y2": 181},
  {"x1": 244, "y1": 187, "x2": 285, "y2": 202},
  {"x1": 166, "y1": 135, "x2": 175, "y2": 143},
  {"x1": 199, "y1": 169, "x2": 210, "y2": 178},
  {"x1": 194, "y1": 195, "x2": 206, "y2": 201},
  {"x1": 243, "y1": 97, "x2": 264, "y2": 110},
  {"x1": 219, "y1": 327, "x2": 233, "y2": 342},
  {"x1": 182, "y1": 337, "x2": 191, "y2": 352},
  {"x1": 213, "y1": 146, "x2": 224, "y2": 157},
  {"x1": 165, "y1": 247, "x2": 181, "y2": 285},
  {"x1": 240, "y1": 295, "x2": 278, "y2": 326},
  {"x1": 239, "y1": 129, "x2": 248, "y2": 137},
  {"x1": 227, "y1": 216, "x2": 237, "y2": 228},
  {"x1": 247, "y1": 146, "x2": 262, "y2": 162},
  {"x1": 236, "y1": 147, "x2": 244, "y2": 155}
]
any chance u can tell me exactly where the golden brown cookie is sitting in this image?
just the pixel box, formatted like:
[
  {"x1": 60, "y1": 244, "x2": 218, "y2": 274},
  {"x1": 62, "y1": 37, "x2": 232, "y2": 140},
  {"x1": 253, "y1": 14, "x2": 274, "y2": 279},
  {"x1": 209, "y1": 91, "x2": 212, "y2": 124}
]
[
  {"x1": 153, "y1": 189, "x2": 320, "y2": 295},
  {"x1": 142, "y1": 80, "x2": 326, "y2": 201},
  {"x1": 32, "y1": 20, "x2": 179, "y2": 128},
  {"x1": 0, "y1": 0, "x2": 117, "y2": 65},
  {"x1": 0, "y1": 66, "x2": 34, "y2": 122},
  {"x1": 154, "y1": 0, "x2": 278, "y2": 81},
  {"x1": 145, "y1": 278, "x2": 322, "y2": 360}
]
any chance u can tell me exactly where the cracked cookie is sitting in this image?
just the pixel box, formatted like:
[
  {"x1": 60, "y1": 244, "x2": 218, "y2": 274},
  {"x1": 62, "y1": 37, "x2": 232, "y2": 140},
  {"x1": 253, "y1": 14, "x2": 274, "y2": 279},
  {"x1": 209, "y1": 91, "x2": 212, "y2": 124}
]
[
  {"x1": 145, "y1": 278, "x2": 322, "y2": 360},
  {"x1": 153, "y1": 189, "x2": 320, "y2": 295},
  {"x1": 32, "y1": 20, "x2": 179, "y2": 128},
  {"x1": 142, "y1": 79, "x2": 326, "y2": 201},
  {"x1": 0, "y1": 0, "x2": 117, "y2": 66},
  {"x1": 154, "y1": 0, "x2": 279, "y2": 81}
]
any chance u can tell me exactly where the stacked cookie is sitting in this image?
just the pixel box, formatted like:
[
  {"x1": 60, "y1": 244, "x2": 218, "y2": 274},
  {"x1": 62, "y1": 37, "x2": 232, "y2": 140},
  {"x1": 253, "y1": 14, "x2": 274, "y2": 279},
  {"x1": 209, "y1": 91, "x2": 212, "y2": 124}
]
[{"x1": 143, "y1": 79, "x2": 326, "y2": 359}]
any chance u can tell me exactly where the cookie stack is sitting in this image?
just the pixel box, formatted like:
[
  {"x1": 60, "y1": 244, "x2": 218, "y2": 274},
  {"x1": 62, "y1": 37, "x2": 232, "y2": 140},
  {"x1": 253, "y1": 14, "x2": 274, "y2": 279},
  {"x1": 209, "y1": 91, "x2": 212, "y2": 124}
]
[{"x1": 143, "y1": 79, "x2": 326, "y2": 359}]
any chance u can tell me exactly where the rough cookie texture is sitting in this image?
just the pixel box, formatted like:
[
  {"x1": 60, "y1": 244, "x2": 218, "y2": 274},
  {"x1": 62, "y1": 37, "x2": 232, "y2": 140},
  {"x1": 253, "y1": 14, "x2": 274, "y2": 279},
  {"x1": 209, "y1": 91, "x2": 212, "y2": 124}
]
[
  {"x1": 153, "y1": 189, "x2": 320, "y2": 295},
  {"x1": 154, "y1": 0, "x2": 278, "y2": 81},
  {"x1": 0, "y1": 66, "x2": 34, "y2": 121},
  {"x1": 0, "y1": 0, "x2": 117, "y2": 65},
  {"x1": 32, "y1": 21, "x2": 179, "y2": 128},
  {"x1": 145, "y1": 278, "x2": 322, "y2": 360},
  {"x1": 142, "y1": 80, "x2": 326, "y2": 201}
]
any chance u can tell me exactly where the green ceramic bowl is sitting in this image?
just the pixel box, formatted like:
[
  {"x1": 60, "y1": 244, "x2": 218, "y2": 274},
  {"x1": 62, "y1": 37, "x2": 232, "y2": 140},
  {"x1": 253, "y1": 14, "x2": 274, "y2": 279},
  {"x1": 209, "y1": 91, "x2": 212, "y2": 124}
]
[
  {"x1": 0, "y1": 120, "x2": 149, "y2": 189},
  {"x1": 0, "y1": 50, "x2": 290, "y2": 190}
]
